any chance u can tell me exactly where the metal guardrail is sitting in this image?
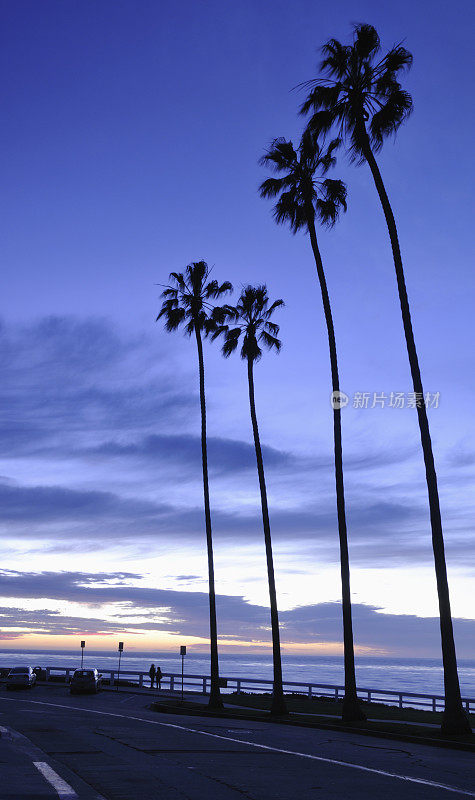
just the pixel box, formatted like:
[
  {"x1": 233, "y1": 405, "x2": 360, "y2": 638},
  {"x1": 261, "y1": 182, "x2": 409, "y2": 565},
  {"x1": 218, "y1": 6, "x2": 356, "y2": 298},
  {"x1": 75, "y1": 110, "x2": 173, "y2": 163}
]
[{"x1": 39, "y1": 666, "x2": 475, "y2": 714}]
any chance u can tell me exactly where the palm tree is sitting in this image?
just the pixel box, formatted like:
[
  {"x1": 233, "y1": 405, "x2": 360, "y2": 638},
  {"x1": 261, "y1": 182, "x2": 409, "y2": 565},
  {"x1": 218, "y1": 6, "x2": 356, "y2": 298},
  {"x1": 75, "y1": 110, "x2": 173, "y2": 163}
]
[
  {"x1": 212, "y1": 285, "x2": 287, "y2": 715},
  {"x1": 259, "y1": 131, "x2": 365, "y2": 722},
  {"x1": 157, "y1": 260, "x2": 232, "y2": 710},
  {"x1": 300, "y1": 23, "x2": 471, "y2": 734}
]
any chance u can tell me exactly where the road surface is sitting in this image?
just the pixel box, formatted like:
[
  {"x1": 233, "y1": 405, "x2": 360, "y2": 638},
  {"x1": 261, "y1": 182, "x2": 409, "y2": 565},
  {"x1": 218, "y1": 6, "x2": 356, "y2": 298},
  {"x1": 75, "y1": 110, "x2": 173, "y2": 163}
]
[{"x1": 0, "y1": 684, "x2": 473, "y2": 799}]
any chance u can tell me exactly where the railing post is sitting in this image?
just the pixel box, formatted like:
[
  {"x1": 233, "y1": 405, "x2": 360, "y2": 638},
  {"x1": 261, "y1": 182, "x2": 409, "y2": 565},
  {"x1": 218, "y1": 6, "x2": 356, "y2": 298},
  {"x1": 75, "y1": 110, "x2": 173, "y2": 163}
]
[
  {"x1": 432, "y1": 697, "x2": 437, "y2": 712},
  {"x1": 110, "y1": 671, "x2": 114, "y2": 687},
  {"x1": 335, "y1": 688, "x2": 338, "y2": 700},
  {"x1": 367, "y1": 691, "x2": 371, "y2": 702},
  {"x1": 236, "y1": 680, "x2": 241, "y2": 695},
  {"x1": 139, "y1": 673, "x2": 143, "y2": 688},
  {"x1": 170, "y1": 676, "x2": 174, "y2": 692},
  {"x1": 398, "y1": 694, "x2": 403, "y2": 709},
  {"x1": 45, "y1": 668, "x2": 50, "y2": 682},
  {"x1": 202, "y1": 677, "x2": 207, "y2": 694},
  {"x1": 308, "y1": 685, "x2": 312, "y2": 698}
]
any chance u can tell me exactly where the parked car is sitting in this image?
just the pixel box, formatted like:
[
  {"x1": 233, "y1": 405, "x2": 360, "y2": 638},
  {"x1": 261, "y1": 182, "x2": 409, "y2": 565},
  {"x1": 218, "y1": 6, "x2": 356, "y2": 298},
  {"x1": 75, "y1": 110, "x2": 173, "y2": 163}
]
[
  {"x1": 6, "y1": 666, "x2": 37, "y2": 690},
  {"x1": 70, "y1": 668, "x2": 103, "y2": 694}
]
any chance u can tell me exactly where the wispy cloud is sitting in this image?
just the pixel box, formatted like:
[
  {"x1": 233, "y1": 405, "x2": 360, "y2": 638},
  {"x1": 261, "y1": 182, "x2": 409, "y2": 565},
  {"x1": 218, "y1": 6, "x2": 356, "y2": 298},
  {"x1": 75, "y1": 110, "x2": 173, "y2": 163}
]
[{"x1": 0, "y1": 570, "x2": 473, "y2": 657}]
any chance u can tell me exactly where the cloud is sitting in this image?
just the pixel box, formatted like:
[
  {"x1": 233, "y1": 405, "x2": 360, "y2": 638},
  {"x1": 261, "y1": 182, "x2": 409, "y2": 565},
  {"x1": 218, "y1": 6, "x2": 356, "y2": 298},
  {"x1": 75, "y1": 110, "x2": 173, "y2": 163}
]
[
  {"x1": 0, "y1": 570, "x2": 474, "y2": 657},
  {"x1": 0, "y1": 481, "x2": 163, "y2": 524},
  {"x1": 0, "y1": 315, "x2": 472, "y2": 576},
  {"x1": 0, "y1": 315, "x2": 195, "y2": 459},
  {"x1": 1, "y1": 475, "x2": 472, "y2": 569},
  {"x1": 87, "y1": 433, "x2": 291, "y2": 475}
]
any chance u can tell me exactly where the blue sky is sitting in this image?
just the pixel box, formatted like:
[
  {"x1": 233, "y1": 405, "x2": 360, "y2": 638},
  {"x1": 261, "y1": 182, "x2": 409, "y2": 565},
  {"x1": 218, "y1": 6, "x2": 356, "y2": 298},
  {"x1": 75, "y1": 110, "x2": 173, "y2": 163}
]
[{"x1": 0, "y1": 0, "x2": 474, "y2": 657}]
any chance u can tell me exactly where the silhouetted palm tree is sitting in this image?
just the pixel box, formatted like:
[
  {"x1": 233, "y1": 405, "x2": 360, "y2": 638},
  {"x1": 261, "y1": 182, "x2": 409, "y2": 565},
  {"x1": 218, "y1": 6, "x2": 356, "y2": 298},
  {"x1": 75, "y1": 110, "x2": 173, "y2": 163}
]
[
  {"x1": 300, "y1": 23, "x2": 470, "y2": 734},
  {"x1": 157, "y1": 261, "x2": 232, "y2": 710},
  {"x1": 259, "y1": 132, "x2": 365, "y2": 722},
  {"x1": 213, "y1": 285, "x2": 287, "y2": 715}
]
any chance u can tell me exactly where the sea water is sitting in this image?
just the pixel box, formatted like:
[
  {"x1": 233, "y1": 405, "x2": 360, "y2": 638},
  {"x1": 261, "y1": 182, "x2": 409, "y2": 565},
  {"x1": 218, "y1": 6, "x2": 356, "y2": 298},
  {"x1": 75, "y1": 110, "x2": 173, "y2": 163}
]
[{"x1": 1, "y1": 649, "x2": 474, "y2": 698}]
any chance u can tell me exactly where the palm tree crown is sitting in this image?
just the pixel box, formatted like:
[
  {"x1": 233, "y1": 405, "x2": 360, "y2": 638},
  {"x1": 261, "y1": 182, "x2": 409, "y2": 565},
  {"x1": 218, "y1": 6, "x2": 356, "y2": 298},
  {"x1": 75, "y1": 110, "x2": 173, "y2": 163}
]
[
  {"x1": 157, "y1": 260, "x2": 232, "y2": 334},
  {"x1": 300, "y1": 23, "x2": 413, "y2": 161},
  {"x1": 213, "y1": 285, "x2": 283, "y2": 361},
  {"x1": 259, "y1": 132, "x2": 347, "y2": 232}
]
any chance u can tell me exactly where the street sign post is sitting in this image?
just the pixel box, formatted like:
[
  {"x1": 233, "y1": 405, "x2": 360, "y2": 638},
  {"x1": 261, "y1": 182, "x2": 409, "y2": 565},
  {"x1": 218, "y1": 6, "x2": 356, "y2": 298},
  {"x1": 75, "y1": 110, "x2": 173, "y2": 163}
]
[
  {"x1": 80, "y1": 640, "x2": 85, "y2": 668},
  {"x1": 117, "y1": 642, "x2": 124, "y2": 691},
  {"x1": 180, "y1": 646, "x2": 186, "y2": 701}
]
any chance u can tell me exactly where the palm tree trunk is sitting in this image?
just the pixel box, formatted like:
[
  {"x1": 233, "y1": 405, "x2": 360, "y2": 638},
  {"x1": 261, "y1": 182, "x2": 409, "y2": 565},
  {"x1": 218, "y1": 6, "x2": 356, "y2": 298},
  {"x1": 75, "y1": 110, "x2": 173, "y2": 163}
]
[
  {"x1": 306, "y1": 211, "x2": 365, "y2": 722},
  {"x1": 195, "y1": 326, "x2": 223, "y2": 710},
  {"x1": 358, "y1": 125, "x2": 470, "y2": 734},
  {"x1": 247, "y1": 355, "x2": 287, "y2": 715}
]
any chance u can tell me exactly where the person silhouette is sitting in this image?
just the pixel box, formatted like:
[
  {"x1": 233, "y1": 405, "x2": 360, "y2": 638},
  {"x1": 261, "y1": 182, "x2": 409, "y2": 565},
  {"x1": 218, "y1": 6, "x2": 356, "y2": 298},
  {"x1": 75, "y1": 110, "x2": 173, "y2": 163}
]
[
  {"x1": 148, "y1": 663, "x2": 156, "y2": 688},
  {"x1": 155, "y1": 665, "x2": 163, "y2": 690}
]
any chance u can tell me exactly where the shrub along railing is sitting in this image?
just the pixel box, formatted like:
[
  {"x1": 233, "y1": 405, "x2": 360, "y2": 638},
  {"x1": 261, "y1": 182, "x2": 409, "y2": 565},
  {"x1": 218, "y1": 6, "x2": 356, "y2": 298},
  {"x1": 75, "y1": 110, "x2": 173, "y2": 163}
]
[{"x1": 32, "y1": 667, "x2": 475, "y2": 714}]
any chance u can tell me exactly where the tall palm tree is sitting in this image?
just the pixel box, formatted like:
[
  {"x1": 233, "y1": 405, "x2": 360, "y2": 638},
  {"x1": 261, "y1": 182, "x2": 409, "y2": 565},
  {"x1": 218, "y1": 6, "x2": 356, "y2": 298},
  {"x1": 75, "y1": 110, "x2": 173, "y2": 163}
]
[
  {"x1": 300, "y1": 23, "x2": 471, "y2": 734},
  {"x1": 213, "y1": 285, "x2": 287, "y2": 715},
  {"x1": 259, "y1": 131, "x2": 365, "y2": 722},
  {"x1": 157, "y1": 260, "x2": 232, "y2": 710}
]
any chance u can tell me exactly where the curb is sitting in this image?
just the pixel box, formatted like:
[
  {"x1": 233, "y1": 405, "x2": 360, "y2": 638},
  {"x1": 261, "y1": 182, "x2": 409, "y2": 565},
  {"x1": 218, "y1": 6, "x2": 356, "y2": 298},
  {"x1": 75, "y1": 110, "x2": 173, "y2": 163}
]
[{"x1": 151, "y1": 701, "x2": 475, "y2": 753}]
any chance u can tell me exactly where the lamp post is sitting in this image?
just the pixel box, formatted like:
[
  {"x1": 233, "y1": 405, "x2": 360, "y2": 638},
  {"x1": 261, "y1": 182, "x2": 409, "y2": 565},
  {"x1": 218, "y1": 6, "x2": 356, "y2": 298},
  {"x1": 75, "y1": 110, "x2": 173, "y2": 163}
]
[
  {"x1": 80, "y1": 640, "x2": 85, "y2": 668},
  {"x1": 180, "y1": 645, "x2": 186, "y2": 702},
  {"x1": 117, "y1": 642, "x2": 124, "y2": 691}
]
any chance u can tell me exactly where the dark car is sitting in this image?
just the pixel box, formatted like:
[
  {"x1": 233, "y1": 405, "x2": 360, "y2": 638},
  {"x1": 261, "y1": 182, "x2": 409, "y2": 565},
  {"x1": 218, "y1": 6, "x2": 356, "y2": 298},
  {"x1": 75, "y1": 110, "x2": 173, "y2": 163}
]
[
  {"x1": 6, "y1": 666, "x2": 37, "y2": 690},
  {"x1": 70, "y1": 668, "x2": 103, "y2": 694}
]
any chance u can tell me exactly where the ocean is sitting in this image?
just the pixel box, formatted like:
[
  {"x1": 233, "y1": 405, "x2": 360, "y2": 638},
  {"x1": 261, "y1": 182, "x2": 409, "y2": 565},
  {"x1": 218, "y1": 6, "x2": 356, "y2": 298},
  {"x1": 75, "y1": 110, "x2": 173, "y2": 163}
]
[{"x1": 1, "y1": 649, "x2": 474, "y2": 698}]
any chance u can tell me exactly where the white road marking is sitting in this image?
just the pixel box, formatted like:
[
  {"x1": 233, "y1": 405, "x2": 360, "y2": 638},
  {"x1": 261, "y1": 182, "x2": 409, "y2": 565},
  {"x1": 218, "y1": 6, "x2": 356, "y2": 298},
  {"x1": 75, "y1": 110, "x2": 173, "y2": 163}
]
[
  {"x1": 1, "y1": 696, "x2": 473, "y2": 797},
  {"x1": 33, "y1": 761, "x2": 78, "y2": 798},
  {"x1": 118, "y1": 694, "x2": 136, "y2": 704}
]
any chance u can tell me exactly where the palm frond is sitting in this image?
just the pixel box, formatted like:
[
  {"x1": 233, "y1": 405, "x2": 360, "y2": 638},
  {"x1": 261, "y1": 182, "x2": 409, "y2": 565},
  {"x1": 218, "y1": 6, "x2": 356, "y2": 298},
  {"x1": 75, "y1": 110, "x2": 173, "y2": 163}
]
[
  {"x1": 211, "y1": 304, "x2": 238, "y2": 325},
  {"x1": 259, "y1": 138, "x2": 297, "y2": 172},
  {"x1": 300, "y1": 84, "x2": 343, "y2": 116},
  {"x1": 222, "y1": 328, "x2": 241, "y2": 358},
  {"x1": 263, "y1": 299, "x2": 284, "y2": 318},
  {"x1": 370, "y1": 89, "x2": 413, "y2": 148},
  {"x1": 218, "y1": 280, "x2": 233, "y2": 295},
  {"x1": 159, "y1": 307, "x2": 186, "y2": 331},
  {"x1": 323, "y1": 178, "x2": 347, "y2": 210},
  {"x1": 209, "y1": 323, "x2": 229, "y2": 341},
  {"x1": 259, "y1": 330, "x2": 282, "y2": 352},
  {"x1": 274, "y1": 192, "x2": 308, "y2": 233},
  {"x1": 169, "y1": 272, "x2": 186, "y2": 291},
  {"x1": 353, "y1": 23, "x2": 380, "y2": 59},
  {"x1": 204, "y1": 279, "x2": 219, "y2": 299},
  {"x1": 259, "y1": 176, "x2": 288, "y2": 199},
  {"x1": 264, "y1": 320, "x2": 280, "y2": 335},
  {"x1": 379, "y1": 45, "x2": 413, "y2": 75},
  {"x1": 320, "y1": 38, "x2": 349, "y2": 79}
]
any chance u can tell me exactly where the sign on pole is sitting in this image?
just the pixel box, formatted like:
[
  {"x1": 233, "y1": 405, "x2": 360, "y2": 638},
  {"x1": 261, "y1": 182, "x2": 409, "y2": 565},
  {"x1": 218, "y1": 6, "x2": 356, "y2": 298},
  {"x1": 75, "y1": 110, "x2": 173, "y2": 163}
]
[
  {"x1": 180, "y1": 645, "x2": 186, "y2": 700},
  {"x1": 116, "y1": 643, "x2": 124, "y2": 691}
]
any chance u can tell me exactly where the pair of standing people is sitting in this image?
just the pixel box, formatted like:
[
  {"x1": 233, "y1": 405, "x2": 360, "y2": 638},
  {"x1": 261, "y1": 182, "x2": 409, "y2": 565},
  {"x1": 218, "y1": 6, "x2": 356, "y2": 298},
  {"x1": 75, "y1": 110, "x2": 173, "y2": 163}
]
[{"x1": 148, "y1": 663, "x2": 162, "y2": 689}]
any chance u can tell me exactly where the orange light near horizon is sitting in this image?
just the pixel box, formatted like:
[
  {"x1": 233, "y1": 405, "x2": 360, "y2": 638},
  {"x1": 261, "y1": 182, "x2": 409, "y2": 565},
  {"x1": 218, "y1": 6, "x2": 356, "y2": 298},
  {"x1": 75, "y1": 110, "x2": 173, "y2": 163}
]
[{"x1": 0, "y1": 631, "x2": 388, "y2": 657}]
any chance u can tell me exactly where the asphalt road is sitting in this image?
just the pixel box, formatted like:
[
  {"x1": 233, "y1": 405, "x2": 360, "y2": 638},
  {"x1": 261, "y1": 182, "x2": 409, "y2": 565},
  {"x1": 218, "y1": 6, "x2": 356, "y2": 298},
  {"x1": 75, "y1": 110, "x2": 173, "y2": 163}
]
[{"x1": 0, "y1": 685, "x2": 474, "y2": 800}]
